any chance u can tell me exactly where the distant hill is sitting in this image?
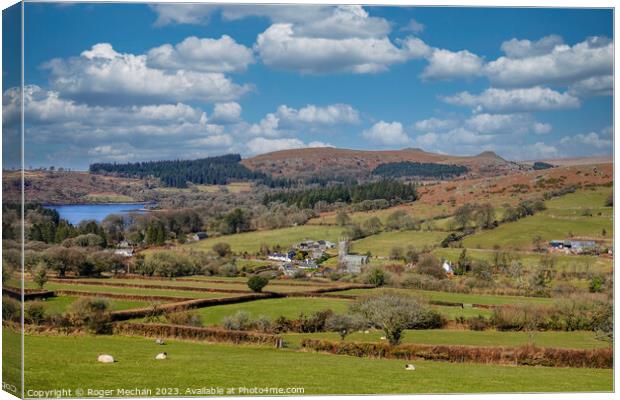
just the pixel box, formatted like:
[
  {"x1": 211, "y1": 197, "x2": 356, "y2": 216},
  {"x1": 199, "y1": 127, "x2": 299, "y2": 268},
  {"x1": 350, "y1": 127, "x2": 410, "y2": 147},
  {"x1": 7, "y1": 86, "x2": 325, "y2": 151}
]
[
  {"x1": 241, "y1": 147, "x2": 521, "y2": 180},
  {"x1": 90, "y1": 154, "x2": 265, "y2": 188}
]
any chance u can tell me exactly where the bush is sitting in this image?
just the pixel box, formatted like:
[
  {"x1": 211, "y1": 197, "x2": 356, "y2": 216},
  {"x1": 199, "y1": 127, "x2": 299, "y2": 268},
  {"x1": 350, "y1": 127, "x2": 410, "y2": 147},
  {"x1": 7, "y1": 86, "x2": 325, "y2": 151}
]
[
  {"x1": 66, "y1": 297, "x2": 111, "y2": 334},
  {"x1": 415, "y1": 255, "x2": 446, "y2": 280},
  {"x1": 589, "y1": 275, "x2": 605, "y2": 293},
  {"x1": 2, "y1": 296, "x2": 21, "y2": 322},
  {"x1": 222, "y1": 311, "x2": 253, "y2": 331},
  {"x1": 165, "y1": 310, "x2": 203, "y2": 327},
  {"x1": 325, "y1": 314, "x2": 365, "y2": 340},
  {"x1": 247, "y1": 275, "x2": 269, "y2": 292},
  {"x1": 25, "y1": 302, "x2": 46, "y2": 324},
  {"x1": 212, "y1": 242, "x2": 232, "y2": 257},
  {"x1": 33, "y1": 263, "x2": 49, "y2": 289},
  {"x1": 351, "y1": 291, "x2": 431, "y2": 345},
  {"x1": 465, "y1": 315, "x2": 490, "y2": 331},
  {"x1": 362, "y1": 268, "x2": 386, "y2": 286},
  {"x1": 139, "y1": 251, "x2": 200, "y2": 277}
]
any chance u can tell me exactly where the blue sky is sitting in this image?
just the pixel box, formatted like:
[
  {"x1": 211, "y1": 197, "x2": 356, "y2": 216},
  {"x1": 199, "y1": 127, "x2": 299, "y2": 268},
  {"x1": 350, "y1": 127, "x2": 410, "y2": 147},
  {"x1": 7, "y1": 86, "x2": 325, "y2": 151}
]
[{"x1": 2, "y1": 3, "x2": 614, "y2": 169}]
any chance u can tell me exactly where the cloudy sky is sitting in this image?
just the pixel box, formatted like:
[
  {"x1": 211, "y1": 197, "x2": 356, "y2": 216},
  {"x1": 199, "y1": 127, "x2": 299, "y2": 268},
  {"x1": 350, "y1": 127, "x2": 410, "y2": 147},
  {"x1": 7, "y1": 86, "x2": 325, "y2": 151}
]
[{"x1": 2, "y1": 4, "x2": 613, "y2": 169}]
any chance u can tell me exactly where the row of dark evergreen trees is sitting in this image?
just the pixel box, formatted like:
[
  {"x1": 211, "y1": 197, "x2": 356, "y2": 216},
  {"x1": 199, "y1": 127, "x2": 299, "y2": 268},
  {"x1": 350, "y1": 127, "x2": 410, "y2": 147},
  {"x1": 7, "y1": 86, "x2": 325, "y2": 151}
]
[
  {"x1": 372, "y1": 161, "x2": 468, "y2": 179},
  {"x1": 262, "y1": 180, "x2": 418, "y2": 209},
  {"x1": 89, "y1": 154, "x2": 266, "y2": 188}
]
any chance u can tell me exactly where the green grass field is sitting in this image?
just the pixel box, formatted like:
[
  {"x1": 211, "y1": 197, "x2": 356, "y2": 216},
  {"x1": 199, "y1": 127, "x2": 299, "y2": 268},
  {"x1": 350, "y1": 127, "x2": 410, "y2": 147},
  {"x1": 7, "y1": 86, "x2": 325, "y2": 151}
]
[
  {"x1": 40, "y1": 283, "x2": 241, "y2": 300},
  {"x1": 463, "y1": 187, "x2": 613, "y2": 250},
  {"x1": 182, "y1": 297, "x2": 351, "y2": 326},
  {"x1": 432, "y1": 248, "x2": 613, "y2": 273},
  {"x1": 282, "y1": 329, "x2": 609, "y2": 350},
  {"x1": 32, "y1": 296, "x2": 149, "y2": 314},
  {"x1": 48, "y1": 277, "x2": 342, "y2": 294},
  {"x1": 308, "y1": 202, "x2": 455, "y2": 226},
  {"x1": 2, "y1": 327, "x2": 22, "y2": 397},
  {"x1": 186, "y1": 225, "x2": 345, "y2": 254},
  {"x1": 16, "y1": 330, "x2": 612, "y2": 394},
  {"x1": 327, "y1": 288, "x2": 554, "y2": 306},
  {"x1": 350, "y1": 230, "x2": 449, "y2": 256}
]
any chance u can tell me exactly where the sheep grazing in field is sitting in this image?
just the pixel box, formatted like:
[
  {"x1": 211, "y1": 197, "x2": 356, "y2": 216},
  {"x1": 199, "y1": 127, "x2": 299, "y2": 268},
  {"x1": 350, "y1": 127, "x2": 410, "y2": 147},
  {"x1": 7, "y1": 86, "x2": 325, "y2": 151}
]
[
  {"x1": 97, "y1": 354, "x2": 115, "y2": 363},
  {"x1": 380, "y1": 336, "x2": 386, "y2": 340},
  {"x1": 155, "y1": 352, "x2": 167, "y2": 360},
  {"x1": 364, "y1": 330, "x2": 370, "y2": 334},
  {"x1": 155, "y1": 338, "x2": 166, "y2": 345},
  {"x1": 405, "y1": 364, "x2": 416, "y2": 371}
]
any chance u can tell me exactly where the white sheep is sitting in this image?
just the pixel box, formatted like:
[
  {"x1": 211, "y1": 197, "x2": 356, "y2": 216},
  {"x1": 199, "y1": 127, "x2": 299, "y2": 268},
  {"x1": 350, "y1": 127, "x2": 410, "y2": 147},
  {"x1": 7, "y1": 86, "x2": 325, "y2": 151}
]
[
  {"x1": 380, "y1": 336, "x2": 386, "y2": 340},
  {"x1": 405, "y1": 364, "x2": 416, "y2": 371},
  {"x1": 97, "y1": 354, "x2": 115, "y2": 363},
  {"x1": 155, "y1": 338, "x2": 166, "y2": 345},
  {"x1": 155, "y1": 352, "x2": 167, "y2": 360}
]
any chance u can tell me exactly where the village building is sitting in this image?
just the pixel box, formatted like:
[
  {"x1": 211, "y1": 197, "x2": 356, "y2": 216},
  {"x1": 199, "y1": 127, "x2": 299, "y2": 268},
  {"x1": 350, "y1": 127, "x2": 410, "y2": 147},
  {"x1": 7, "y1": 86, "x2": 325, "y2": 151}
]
[
  {"x1": 338, "y1": 239, "x2": 369, "y2": 274},
  {"x1": 549, "y1": 239, "x2": 597, "y2": 254},
  {"x1": 190, "y1": 232, "x2": 208, "y2": 241}
]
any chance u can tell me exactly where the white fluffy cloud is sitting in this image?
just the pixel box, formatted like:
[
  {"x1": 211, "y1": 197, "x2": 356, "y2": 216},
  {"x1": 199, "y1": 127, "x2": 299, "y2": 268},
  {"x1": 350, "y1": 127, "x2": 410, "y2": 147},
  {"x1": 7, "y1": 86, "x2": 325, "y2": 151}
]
[
  {"x1": 245, "y1": 137, "x2": 331, "y2": 155},
  {"x1": 569, "y1": 75, "x2": 613, "y2": 97},
  {"x1": 151, "y1": 4, "x2": 216, "y2": 26},
  {"x1": 248, "y1": 103, "x2": 360, "y2": 136},
  {"x1": 43, "y1": 43, "x2": 251, "y2": 105},
  {"x1": 255, "y1": 24, "x2": 425, "y2": 74},
  {"x1": 6, "y1": 85, "x2": 237, "y2": 165},
  {"x1": 362, "y1": 121, "x2": 411, "y2": 146},
  {"x1": 560, "y1": 131, "x2": 612, "y2": 150},
  {"x1": 401, "y1": 18, "x2": 425, "y2": 33},
  {"x1": 486, "y1": 36, "x2": 613, "y2": 87},
  {"x1": 413, "y1": 117, "x2": 458, "y2": 132},
  {"x1": 442, "y1": 87, "x2": 580, "y2": 113},
  {"x1": 421, "y1": 48, "x2": 484, "y2": 80},
  {"x1": 147, "y1": 36, "x2": 254, "y2": 73},
  {"x1": 277, "y1": 104, "x2": 360, "y2": 126},
  {"x1": 464, "y1": 113, "x2": 552, "y2": 135},
  {"x1": 500, "y1": 35, "x2": 564, "y2": 59},
  {"x1": 211, "y1": 102, "x2": 242, "y2": 124}
]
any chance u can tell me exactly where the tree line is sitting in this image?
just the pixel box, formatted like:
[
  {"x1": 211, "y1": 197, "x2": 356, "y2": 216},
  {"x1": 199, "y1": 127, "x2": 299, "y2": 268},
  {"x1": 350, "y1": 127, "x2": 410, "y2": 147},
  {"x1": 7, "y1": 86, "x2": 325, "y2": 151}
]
[
  {"x1": 89, "y1": 154, "x2": 265, "y2": 188},
  {"x1": 372, "y1": 161, "x2": 468, "y2": 179},
  {"x1": 262, "y1": 180, "x2": 418, "y2": 209}
]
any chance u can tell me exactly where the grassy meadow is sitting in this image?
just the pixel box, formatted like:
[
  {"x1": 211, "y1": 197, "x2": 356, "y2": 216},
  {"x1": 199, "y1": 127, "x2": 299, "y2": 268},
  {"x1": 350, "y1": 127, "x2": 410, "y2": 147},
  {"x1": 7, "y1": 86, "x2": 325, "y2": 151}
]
[
  {"x1": 17, "y1": 330, "x2": 612, "y2": 394},
  {"x1": 185, "y1": 225, "x2": 345, "y2": 254}
]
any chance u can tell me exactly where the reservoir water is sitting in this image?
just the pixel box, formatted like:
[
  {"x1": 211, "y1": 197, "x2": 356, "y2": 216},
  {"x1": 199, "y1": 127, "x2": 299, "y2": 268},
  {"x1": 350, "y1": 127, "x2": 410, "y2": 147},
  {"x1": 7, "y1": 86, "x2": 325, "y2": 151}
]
[{"x1": 45, "y1": 203, "x2": 149, "y2": 225}]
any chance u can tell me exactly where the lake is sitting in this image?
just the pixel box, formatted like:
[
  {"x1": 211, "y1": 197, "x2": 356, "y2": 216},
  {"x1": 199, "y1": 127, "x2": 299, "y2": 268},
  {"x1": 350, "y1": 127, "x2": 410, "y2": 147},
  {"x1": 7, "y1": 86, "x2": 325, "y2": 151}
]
[{"x1": 45, "y1": 203, "x2": 149, "y2": 225}]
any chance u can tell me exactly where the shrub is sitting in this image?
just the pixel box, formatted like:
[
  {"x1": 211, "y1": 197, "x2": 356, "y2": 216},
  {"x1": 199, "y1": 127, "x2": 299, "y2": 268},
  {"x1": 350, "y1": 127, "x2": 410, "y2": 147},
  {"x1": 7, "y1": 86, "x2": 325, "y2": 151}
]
[
  {"x1": 66, "y1": 297, "x2": 111, "y2": 334},
  {"x1": 297, "y1": 309, "x2": 334, "y2": 333},
  {"x1": 415, "y1": 255, "x2": 446, "y2": 280},
  {"x1": 24, "y1": 302, "x2": 46, "y2": 324},
  {"x1": 140, "y1": 251, "x2": 200, "y2": 277},
  {"x1": 165, "y1": 310, "x2": 203, "y2": 327},
  {"x1": 222, "y1": 311, "x2": 253, "y2": 330},
  {"x1": 589, "y1": 275, "x2": 605, "y2": 293},
  {"x1": 363, "y1": 267, "x2": 386, "y2": 286},
  {"x1": 212, "y1": 242, "x2": 232, "y2": 257},
  {"x1": 465, "y1": 315, "x2": 490, "y2": 331},
  {"x1": 33, "y1": 263, "x2": 49, "y2": 289},
  {"x1": 247, "y1": 275, "x2": 269, "y2": 292},
  {"x1": 325, "y1": 314, "x2": 365, "y2": 340},
  {"x1": 2, "y1": 296, "x2": 21, "y2": 322},
  {"x1": 351, "y1": 291, "x2": 431, "y2": 345}
]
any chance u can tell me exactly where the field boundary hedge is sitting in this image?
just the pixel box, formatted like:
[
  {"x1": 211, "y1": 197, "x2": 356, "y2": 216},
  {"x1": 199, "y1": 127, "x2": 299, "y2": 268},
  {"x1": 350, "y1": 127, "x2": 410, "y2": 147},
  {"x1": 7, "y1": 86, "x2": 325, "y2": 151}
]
[
  {"x1": 65, "y1": 274, "x2": 335, "y2": 287},
  {"x1": 110, "y1": 293, "x2": 277, "y2": 321},
  {"x1": 54, "y1": 290, "x2": 191, "y2": 303},
  {"x1": 301, "y1": 339, "x2": 612, "y2": 369},
  {"x1": 114, "y1": 322, "x2": 281, "y2": 346},
  {"x1": 3, "y1": 286, "x2": 56, "y2": 300},
  {"x1": 48, "y1": 278, "x2": 251, "y2": 294}
]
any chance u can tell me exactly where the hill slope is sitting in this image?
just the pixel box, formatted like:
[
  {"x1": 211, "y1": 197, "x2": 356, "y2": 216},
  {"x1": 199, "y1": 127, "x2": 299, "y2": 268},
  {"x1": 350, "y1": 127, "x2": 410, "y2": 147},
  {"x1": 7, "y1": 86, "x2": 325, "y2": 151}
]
[{"x1": 241, "y1": 147, "x2": 521, "y2": 179}]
